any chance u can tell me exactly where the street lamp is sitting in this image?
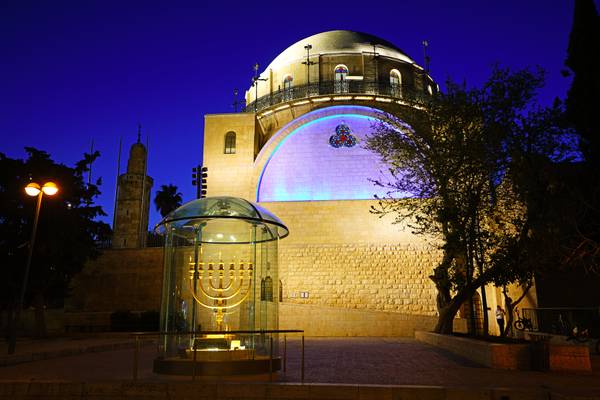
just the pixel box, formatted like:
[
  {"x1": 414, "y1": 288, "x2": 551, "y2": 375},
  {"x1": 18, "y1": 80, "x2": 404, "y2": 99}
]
[{"x1": 7, "y1": 181, "x2": 59, "y2": 354}]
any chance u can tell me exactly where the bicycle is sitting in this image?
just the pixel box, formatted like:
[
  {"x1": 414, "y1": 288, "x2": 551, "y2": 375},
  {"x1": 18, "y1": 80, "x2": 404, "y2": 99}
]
[{"x1": 513, "y1": 307, "x2": 534, "y2": 331}]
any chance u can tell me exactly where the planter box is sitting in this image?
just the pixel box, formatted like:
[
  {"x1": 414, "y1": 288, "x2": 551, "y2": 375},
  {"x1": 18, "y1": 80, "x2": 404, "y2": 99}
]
[
  {"x1": 415, "y1": 331, "x2": 591, "y2": 373},
  {"x1": 415, "y1": 331, "x2": 531, "y2": 369}
]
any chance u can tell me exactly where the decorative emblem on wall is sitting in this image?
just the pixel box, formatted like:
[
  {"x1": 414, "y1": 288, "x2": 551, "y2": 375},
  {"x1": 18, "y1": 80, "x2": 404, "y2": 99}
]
[{"x1": 329, "y1": 123, "x2": 357, "y2": 148}]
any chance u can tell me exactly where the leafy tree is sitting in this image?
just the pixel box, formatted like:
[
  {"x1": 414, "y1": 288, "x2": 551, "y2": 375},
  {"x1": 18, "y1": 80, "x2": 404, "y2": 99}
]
[
  {"x1": 366, "y1": 68, "x2": 574, "y2": 334},
  {"x1": 154, "y1": 184, "x2": 183, "y2": 218},
  {"x1": 1, "y1": 148, "x2": 110, "y2": 348}
]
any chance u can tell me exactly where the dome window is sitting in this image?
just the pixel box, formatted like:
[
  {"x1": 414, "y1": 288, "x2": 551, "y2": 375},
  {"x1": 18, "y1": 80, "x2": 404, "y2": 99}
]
[
  {"x1": 283, "y1": 75, "x2": 293, "y2": 101},
  {"x1": 427, "y1": 84, "x2": 433, "y2": 95},
  {"x1": 334, "y1": 65, "x2": 349, "y2": 93},
  {"x1": 390, "y1": 69, "x2": 402, "y2": 98},
  {"x1": 224, "y1": 131, "x2": 236, "y2": 154}
]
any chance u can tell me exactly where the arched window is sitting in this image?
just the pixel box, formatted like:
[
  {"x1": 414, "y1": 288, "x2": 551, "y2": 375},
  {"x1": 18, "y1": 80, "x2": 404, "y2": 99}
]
[
  {"x1": 390, "y1": 69, "x2": 402, "y2": 97},
  {"x1": 283, "y1": 75, "x2": 293, "y2": 101},
  {"x1": 260, "y1": 276, "x2": 273, "y2": 302},
  {"x1": 224, "y1": 131, "x2": 236, "y2": 154},
  {"x1": 427, "y1": 84, "x2": 433, "y2": 95},
  {"x1": 334, "y1": 65, "x2": 349, "y2": 93}
]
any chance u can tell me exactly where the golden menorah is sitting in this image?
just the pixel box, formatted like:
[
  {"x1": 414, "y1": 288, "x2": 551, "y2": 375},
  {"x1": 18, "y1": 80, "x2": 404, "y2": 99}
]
[{"x1": 188, "y1": 260, "x2": 253, "y2": 330}]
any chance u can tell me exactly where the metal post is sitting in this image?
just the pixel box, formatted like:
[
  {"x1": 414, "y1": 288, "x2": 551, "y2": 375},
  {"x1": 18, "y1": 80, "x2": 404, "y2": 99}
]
[
  {"x1": 8, "y1": 191, "x2": 44, "y2": 355},
  {"x1": 283, "y1": 335, "x2": 287, "y2": 374},
  {"x1": 192, "y1": 343, "x2": 197, "y2": 381},
  {"x1": 301, "y1": 335, "x2": 305, "y2": 383},
  {"x1": 133, "y1": 335, "x2": 139, "y2": 381},
  {"x1": 269, "y1": 336, "x2": 273, "y2": 382}
]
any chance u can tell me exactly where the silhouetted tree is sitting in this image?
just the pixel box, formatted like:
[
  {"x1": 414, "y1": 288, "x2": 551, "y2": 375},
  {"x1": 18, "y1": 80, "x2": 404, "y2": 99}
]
[
  {"x1": 565, "y1": 0, "x2": 600, "y2": 167},
  {"x1": 1, "y1": 148, "x2": 111, "y2": 348},
  {"x1": 561, "y1": 0, "x2": 600, "y2": 274},
  {"x1": 154, "y1": 184, "x2": 183, "y2": 218}
]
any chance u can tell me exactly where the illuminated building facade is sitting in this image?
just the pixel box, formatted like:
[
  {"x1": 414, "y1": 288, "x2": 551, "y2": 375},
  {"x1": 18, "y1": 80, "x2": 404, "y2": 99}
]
[{"x1": 200, "y1": 30, "x2": 498, "y2": 335}]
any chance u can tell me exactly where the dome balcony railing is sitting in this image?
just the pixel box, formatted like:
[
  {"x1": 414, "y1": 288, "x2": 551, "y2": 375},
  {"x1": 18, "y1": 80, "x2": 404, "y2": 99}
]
[{"x1": 243, "y1": 80, "x2": 431, "y2": 113}]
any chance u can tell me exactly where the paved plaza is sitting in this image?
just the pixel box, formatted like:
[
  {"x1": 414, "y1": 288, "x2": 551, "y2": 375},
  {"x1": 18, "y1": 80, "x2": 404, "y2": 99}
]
[{"x1": 1, "y1": 336, "x2": 599, "y2": 397}]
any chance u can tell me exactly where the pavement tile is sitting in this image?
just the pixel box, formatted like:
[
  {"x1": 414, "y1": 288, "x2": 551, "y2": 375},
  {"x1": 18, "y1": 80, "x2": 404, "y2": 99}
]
[
  {"x1": 391, "y1": 385, "x2": 445, "y2": 400},
  {"x1": 268, "y1": 383, "x2": 311, "y2": 399},
  {"x1": 217, "y1": 382, "x2": 269, "y2": 398},
  {"x1": 357, "y1": 385, "x2": 394, "y2": 400},
  {"x1": 308, "y1": 383, "x2": 359, "y2": 399}
]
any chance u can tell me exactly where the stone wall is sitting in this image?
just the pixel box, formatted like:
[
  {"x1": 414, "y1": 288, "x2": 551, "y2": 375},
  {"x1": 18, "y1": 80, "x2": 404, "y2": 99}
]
[
  {"x1": 67, "y1": 248, "x2": 163, "y2": 313},
  {"x1": 261, "y1": 200, "x2": 441, "y2": 317},
  {"x1": 280, "y1": 303, "x2": 466, "y2": 337},
  {"x1": 279, "y1": 244, "x2": 438, "y2": 316}
]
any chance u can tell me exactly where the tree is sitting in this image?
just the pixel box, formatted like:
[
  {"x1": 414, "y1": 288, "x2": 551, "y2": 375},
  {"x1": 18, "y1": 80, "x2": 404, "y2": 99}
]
[
  {"x1": 562, "y1": 0, "x2": 600, "y2": 273},
  {"x1": 154, "y1": 184, "x2": 183, "y2": 218},
  {"x1": 1, "y1": 148, "x2": 111, "y2": 348},
  {"x1": 366, "y1": 68, "x2": 574, "y2": 334},
  {"x1": 565, "y1": 0, "x2": 600, "y2": 167}
]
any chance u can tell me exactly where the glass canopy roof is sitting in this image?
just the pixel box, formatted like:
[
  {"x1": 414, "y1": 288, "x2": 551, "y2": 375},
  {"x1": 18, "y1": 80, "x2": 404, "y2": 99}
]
[{"x1": 155, "y1": 196, "x2": 289, "y2": 244}]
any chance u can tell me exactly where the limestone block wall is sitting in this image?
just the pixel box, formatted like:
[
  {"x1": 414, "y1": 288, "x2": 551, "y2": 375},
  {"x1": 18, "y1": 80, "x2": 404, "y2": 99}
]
[
  {"x1": 279, "y1": 243, "x2": 438, "y2": 316},
  {"x1": 262, "y1": 200, "x2": 441, "y2": 317}
]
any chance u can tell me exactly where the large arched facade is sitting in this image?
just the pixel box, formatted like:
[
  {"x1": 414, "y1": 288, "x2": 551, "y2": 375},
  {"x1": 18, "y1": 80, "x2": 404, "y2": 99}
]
[{"x1": 200, "y1": 30, "x2": 476, "y2": 336}]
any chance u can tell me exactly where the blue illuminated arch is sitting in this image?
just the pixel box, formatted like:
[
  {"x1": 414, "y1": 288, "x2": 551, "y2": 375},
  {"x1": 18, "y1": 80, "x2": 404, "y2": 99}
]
[{"x1": 256, "y1": 105, "x2": 398, "y2": 202}]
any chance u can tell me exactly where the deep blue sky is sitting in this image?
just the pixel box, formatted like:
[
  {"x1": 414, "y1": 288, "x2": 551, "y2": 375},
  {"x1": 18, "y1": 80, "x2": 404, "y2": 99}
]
[{"x1": 1, "y1": 0, "x2": 587, "y2": 228}]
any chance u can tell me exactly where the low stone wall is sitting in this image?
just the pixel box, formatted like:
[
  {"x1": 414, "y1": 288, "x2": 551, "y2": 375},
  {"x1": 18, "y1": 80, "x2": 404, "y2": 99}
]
[
  {"x1": 415, "y1": 331, "x2": 592, "y2": 373},
  {"x1": 548, "y1": 344, "x2": 592, "y2": 373},
  {"x1": 0, "y1": 382, "x2": 557, "y2": 400},
  {"x1": 280, "y1": 303, "x2": 467, "y2": 336},
  {"x1": 415, "y1": 331, "x2": 531, "y2": 369}
]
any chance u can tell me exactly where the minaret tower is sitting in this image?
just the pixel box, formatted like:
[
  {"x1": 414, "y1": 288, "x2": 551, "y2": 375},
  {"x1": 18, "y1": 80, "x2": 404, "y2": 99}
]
[{"x1": 112, "y1": 128, "x2": 153, "y2": 248}]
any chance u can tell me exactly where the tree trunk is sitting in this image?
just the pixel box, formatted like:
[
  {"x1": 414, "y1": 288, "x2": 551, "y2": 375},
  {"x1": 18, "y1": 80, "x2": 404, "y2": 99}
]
[
  {"x1": 502, "y1": 283, "x2": 532, "y2": 337},
  {"x1": 480, "y1": 284, "x2": 489, "y2": 336},
  {"x1": 432, "y1": 270, "x2": 491, "y2": 334},
  {"x1": 433, "y1": 298, "x2": 463, "y2": 334},
  {"x1": 32, "y1": 292, "x2": 47, "y2": 339}
]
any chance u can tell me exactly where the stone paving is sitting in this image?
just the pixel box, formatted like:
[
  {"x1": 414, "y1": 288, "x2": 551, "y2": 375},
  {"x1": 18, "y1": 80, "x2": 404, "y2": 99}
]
[{"x1": 1, "y1": 337, "x2": 599, "y2": 396}]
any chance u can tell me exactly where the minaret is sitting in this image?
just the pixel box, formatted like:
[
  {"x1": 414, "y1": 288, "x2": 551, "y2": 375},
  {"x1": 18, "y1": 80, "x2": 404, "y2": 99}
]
[{"x1": 112, "y1": 128, "x2": 153, "y2": 248}]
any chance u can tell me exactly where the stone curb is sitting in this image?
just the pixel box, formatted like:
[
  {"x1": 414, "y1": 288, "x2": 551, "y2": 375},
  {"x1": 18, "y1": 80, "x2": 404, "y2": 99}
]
[
  {"x1": 0, "y1": 339, "x2": 154, "y2": 367},
  {"x1": 0, "y1": 382, "x2": 599, "y2": 400}
]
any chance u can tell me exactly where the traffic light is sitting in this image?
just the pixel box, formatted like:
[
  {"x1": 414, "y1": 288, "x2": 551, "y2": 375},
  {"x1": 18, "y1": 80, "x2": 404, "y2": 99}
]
[{"x1": 192, "y1": 165, "x2": 208, "y2": 199}]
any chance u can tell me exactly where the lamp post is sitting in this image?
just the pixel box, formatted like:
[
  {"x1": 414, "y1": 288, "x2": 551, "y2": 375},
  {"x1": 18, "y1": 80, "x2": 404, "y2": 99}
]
[{"x1": 7, "y1": 181, "x2": 59, "y2": 354}]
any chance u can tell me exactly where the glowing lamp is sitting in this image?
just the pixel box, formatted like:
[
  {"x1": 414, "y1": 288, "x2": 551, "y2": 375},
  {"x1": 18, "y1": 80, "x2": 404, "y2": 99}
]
[
  {"x1": 25, "y1": 183, "x2": 41, "y2": 197},
  {"x1": 42, "y1": 182, "x2": 59, "y2": 196},
  {"x1": 25, "y1": 182, "x2": 59, "y2": 197}
]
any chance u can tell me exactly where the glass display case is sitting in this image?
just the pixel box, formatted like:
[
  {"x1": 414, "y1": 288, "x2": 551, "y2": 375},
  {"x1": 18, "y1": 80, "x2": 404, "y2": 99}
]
[{"x1": 153, "y1": 196, "x2": 288, "y2": 375}]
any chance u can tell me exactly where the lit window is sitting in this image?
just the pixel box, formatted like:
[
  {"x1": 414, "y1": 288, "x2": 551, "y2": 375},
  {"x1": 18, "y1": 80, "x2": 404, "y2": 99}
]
[
  {"x1": 390, "y1": 69, "x2": 402, "y2": 97},
  {"x1": 283, "y1": 75, "x2": 293, "y2": 101},
  {"x1": 224, "y1": 131, "x2": 236, "y2": 154},
  {"x1": 334, "y1": 65, "x2": 349, "y2": 93},
  {"x1": 427, "y1": 84, "x2": 433, "y2": 95}
]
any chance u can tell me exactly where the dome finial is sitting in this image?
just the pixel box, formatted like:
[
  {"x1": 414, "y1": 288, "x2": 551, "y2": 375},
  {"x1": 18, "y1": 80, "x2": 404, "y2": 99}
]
[{"x1": 137, "y1": 124, "x2": 142, "y2": 143}]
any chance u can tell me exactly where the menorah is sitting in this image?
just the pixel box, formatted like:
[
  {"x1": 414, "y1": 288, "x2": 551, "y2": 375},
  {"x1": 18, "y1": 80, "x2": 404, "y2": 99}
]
[{"x1": 188, "y1": 260, "x2": 253, "y2": 330}]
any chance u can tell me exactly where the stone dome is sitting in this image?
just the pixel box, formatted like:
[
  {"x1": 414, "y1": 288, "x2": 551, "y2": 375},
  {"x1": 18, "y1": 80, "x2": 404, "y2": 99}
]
[{"x1": 263, "y1": 30, "x2": 415, "y2": 74}]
